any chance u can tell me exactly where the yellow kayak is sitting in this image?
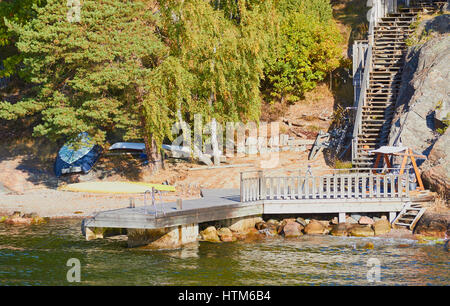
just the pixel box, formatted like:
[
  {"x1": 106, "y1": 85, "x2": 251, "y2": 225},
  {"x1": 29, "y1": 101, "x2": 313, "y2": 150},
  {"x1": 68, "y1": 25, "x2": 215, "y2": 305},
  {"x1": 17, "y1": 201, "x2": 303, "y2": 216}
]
[{"x1": 58, "y1": 181, "x2": 175, "y2": 194}]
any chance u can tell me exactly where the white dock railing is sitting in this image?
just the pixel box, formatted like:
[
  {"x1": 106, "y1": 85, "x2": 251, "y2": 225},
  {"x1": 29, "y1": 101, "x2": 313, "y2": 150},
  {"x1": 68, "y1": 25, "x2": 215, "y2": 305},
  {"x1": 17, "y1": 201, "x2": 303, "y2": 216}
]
[{"x1": 240, "y1": 169, "x2": 410, "y2": 203}]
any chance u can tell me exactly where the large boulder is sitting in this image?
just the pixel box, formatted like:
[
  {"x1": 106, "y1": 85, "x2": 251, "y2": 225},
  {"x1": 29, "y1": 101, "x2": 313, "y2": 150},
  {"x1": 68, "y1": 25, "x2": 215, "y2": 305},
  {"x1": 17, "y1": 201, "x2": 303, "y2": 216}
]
[
  {"x1": 346, "y1": 216, "x2": 358, "y2": 224},
  {"x1": 304, "y1": 220, "x2": 326, "y2": 235},
  {"x1": 359, "y1": 216, "x2": 374, "y2": 225},
  {"x1": 241, "y1": 227, "x2": 265, "y2": 242},
  {"x1": 3, "y1": 211, "x2": 47, "y2": 226},
  {"x1": 421, "y1": 130, "x2": 450, "y2": 197},
  {"x1": 387, "y1": 22, "x2": 450, "y2": 197},
  {"x1": 266, "y1": 219, "x2": 280, "y2": 226},
  {"x1": 229, "y1": 216, "x2": 263, "y2": 233},
  {"x1": 330, "y1": 223, "x2": 349, "y2": 236},
  {"x1": 414, "y1": 211, "x2": 449, "y2": 238},
  {"x1": 349, "y1": 225, "x2": 375, "y2": 237},
  {"x1": 200, "y1": 226, "x2": 221, "y2": 242},
  {"x1": 217, "y1": 227, "x2": 235, "y2": 242},
  {"x1": 296, "y1": 217, "x2": 307, "y2": 227},
  {"x1": 255, "y1": 221, "x2": 267, "y2": 230},
  {"x1": 282, "y1": 221, "x2": 304, "y2": 238},
  {"x1": 372, "y1": 219, "x2": 391, "y2": 236}
]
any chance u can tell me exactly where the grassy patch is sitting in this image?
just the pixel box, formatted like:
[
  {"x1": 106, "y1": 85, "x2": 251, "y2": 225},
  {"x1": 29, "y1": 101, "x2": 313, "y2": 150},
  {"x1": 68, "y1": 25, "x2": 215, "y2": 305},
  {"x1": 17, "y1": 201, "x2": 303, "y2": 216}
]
[{"x1": 334, "y1": 160, "x2": 352, "y2": 169}]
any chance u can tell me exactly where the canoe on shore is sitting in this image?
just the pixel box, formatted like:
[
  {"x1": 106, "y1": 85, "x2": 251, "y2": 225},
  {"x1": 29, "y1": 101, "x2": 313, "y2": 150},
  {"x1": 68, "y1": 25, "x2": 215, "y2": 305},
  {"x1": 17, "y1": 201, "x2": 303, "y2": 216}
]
[{"x1": 58, "y1": 181, "x2": 175, "y2": 194}]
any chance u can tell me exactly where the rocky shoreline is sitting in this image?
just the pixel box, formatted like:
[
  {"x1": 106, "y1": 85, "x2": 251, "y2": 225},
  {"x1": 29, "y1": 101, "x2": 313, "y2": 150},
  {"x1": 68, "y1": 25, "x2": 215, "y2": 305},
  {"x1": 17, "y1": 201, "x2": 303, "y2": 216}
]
[
  {"x1": 0, "y1": 211, "x2": 48, "y2": 225},
  {"x1": 2, "y1": 210, "x2": 448, "y2": 246},
  {"x1": 199, "y1": 213, "x2": 450, "y2": 243}
]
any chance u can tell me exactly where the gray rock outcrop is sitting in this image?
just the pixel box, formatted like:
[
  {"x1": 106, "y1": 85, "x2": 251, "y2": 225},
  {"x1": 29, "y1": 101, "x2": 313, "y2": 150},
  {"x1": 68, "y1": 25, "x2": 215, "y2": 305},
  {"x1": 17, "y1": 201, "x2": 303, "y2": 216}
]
[{"x1": 388, "y1": 15, "x2": 450, "y2": 197}]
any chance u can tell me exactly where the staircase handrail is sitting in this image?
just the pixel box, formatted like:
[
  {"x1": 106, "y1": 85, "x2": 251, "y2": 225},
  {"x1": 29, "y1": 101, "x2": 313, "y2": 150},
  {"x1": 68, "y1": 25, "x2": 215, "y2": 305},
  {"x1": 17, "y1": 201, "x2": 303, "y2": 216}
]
[{"x1": 352, "y1": 0, "x2": 399, "y2": 162}]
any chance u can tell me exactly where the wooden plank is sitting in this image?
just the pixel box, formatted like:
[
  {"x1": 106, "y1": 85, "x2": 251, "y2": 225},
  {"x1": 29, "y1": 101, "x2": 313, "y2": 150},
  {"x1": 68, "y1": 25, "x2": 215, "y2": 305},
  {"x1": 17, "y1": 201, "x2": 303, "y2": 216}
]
[
  {"x1": 284, "y1": 177, "x2": 288, "y2": 199},
  {"x1": 276, "y1": 177, "x2": 281, "y2": 200},
  {"x1": 389, "y1": 174, "x2": 395, "y2": 198},
  {"x1": 369, "y1": 174, "x2": 374, "y2": 198},
  {"x1": 319, "y1": 177, "x2": 323, "y2": 199},
  {"x1": 263, "y1": 200, "x2": 404, "y2": 214},
  {"x1": 376, "y1": 176, "x2": 381, "y2": 197},
  {"x1": 312, "y1": 176, "x2": 316, "y2": 199},
  {"x1": 347, "y1": 175, "x2": 352, "y2": 199},
  {"x1": 341, "y1": 176, "x2": 346, "y2": 199},
  {"x1": 325, "y1": 176, "x2": 330, "y2": 199},
  {"x1": 410, "y1": 149, "x2": 425, "y2": 190},
  {"x1": 87, "y1": 203, "x2": 264, "y2": 230},
  {"x1": 383, "y1": 176, "x2": 388, "y2": 198},
  {"x1": 290, "y1": 177, "x2": 295, "y2": 199},
  {"x1": 269, "y1": 177, "x2": 274, "y2": 200},
  {"x1": 362, "y1": 174, "x2": 367, "y2": 199},
  {"x1": 355, "y1": 173, "x2": 360, "y2": 198},
  {"x1": 333, "y1": 175, "x2": 338, "y2": 199},
  {"x1": 326, "y1": 176, "x2": 331, "y2": 199},
  {"x1": 305, "y1": 176, "x2": 309, "y2": 199}
]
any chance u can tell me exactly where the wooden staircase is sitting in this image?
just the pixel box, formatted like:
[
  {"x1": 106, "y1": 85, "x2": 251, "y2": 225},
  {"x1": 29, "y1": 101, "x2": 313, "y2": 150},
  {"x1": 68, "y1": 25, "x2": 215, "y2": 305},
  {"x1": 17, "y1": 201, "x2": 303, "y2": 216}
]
[
  {"x1": 353, "y1": 3, "x2": 442, "y2": 168},
  {"x1": 392, "y1": 201, "x2": 427, "y2": 230}
]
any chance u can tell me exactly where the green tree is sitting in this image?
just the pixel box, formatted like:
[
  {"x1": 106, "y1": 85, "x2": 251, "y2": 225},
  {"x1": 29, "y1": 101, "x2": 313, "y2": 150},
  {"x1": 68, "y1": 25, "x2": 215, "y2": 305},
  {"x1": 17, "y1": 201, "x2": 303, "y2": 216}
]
[
  {"x1": 157, "y1": 0, "x2": 275, "y2": 125},
  {"x1": 0, "y1": 0, "x2": 276, "y2": 171},
  {"x1": 264, "y1": 0, "x2": 343, "y2": 103},
  {"x1": 0, "y1": 0, "x2": 47, "y2": 78},
  {"x1": 1, "y1": 0, "x2": 168, "y2": 168}
]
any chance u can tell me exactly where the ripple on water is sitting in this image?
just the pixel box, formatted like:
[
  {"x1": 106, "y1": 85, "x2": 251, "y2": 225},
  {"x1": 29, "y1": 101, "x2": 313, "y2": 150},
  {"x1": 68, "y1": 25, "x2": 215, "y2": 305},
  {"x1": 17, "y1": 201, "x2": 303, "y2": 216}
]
[{"x1": 0, "y1": 219, "x2": 448, "y2": 285}]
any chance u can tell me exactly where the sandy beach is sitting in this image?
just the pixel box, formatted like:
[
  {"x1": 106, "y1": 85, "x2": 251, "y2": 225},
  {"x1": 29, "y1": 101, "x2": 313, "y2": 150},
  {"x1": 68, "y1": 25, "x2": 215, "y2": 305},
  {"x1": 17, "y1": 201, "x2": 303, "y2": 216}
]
[{"x1": 0, "y1": 150, "x2": 334, "y2": 218}]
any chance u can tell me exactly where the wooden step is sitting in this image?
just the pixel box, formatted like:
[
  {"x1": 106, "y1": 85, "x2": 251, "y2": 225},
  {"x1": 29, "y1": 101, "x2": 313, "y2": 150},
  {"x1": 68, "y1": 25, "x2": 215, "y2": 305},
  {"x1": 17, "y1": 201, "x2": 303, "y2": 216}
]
[
  {"x1": 361, "y1": 122, "x2": 383, "y2": 129},
  {"x1": 398, "y1": 217, "x2": 415, "y2": 222},
  {"x1": 395, "y1": 222, "x2": 412, "y2": 226},
  {"x1": 363, "y1": 109, "x2": 393, "y2": 114}
]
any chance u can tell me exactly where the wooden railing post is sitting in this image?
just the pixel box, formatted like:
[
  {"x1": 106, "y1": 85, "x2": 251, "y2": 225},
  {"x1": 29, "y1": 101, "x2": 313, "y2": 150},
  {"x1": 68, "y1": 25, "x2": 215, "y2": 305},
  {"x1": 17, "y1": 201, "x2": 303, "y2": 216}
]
[
  {"x1": 258, "y1": 170, "x2": 264, "y2": 200},
  {"x1": 240, "y1": 168, "x2": 410, "y2": 203},
  {"x1": 240, "y1": 172, "x2": 244, "y2": 202}
]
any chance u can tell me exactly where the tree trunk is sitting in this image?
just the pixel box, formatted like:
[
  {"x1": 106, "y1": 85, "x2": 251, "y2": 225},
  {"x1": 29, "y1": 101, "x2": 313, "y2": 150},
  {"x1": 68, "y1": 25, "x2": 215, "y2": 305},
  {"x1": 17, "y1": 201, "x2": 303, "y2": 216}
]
[
  {"x1": 136, "y1": 84, "x2": 160, "y2": 174},
  {"x1": 143, "y1": 132, "x2": 161, "y2": 173}
]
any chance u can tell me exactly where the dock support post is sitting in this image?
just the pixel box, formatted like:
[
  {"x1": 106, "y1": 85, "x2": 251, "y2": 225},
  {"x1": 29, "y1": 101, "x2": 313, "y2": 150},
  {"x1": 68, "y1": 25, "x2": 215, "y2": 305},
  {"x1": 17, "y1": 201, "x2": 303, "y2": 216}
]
[
  {"x1": 389, "y1": 212, "x2": 396, "y2": 223},
  {"x1": 339, "y1": 212, "x2": 346, "y2": 224},
  {"x1": 127, "y1": 224, "x2": 199, "y2": 249}
]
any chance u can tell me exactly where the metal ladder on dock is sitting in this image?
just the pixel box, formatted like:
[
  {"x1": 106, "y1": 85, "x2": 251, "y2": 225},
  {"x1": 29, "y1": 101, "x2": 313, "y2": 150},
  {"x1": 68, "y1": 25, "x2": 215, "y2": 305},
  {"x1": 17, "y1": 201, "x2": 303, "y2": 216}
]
[{"x1": 392, "y1": 201, "x2": 427, "y2": 230}]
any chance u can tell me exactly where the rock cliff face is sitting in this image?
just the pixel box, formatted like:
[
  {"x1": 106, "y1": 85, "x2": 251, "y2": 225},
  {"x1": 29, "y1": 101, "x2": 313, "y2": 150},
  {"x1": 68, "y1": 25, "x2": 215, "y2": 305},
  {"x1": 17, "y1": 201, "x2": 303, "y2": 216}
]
[{"x1": 388, "y1": 15, "x2": 450, "y2": 198}]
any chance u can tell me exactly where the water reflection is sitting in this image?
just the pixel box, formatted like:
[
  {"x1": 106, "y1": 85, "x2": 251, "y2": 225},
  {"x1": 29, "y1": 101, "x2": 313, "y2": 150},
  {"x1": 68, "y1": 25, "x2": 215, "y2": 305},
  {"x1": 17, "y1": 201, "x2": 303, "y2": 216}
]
[{"x1": 0, "y1": 219, "x2": 448, "y2": 285}]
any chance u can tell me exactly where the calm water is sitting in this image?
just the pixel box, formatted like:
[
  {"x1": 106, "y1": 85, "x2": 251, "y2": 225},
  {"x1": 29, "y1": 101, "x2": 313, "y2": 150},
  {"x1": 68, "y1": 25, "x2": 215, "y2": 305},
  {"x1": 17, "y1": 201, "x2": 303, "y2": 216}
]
[{"x1": 0, "y1": 219, "x2": 448, "y2": 286}]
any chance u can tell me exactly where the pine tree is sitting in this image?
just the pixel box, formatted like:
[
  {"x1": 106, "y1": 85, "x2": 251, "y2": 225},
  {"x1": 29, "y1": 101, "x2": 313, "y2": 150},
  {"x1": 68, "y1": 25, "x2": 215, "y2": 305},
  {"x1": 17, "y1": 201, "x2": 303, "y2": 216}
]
[
  {"x1": 0, "y1": 0, "x2": 276, "y2": 172},
  {"x1": 0, "y1": 0, "x2": 47, "y2": 78},
  {"x1": 1, "y1": 0, "x2": 170, "y2": 169}
]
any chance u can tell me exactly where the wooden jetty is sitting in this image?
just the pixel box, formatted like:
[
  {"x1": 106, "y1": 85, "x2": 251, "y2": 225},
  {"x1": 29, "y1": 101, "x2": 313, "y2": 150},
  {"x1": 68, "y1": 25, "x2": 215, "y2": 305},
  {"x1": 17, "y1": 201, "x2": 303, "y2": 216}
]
[{"x1": 82, "y1": 169, "x2": 415, "y2": 249}]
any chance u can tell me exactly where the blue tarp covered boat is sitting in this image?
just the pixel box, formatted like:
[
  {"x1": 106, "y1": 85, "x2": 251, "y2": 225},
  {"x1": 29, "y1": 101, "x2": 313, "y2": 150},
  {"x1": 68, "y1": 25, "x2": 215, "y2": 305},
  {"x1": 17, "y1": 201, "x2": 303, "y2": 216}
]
[{"x1": 54, "y1": 133, "x2": 101, "y2": 177}]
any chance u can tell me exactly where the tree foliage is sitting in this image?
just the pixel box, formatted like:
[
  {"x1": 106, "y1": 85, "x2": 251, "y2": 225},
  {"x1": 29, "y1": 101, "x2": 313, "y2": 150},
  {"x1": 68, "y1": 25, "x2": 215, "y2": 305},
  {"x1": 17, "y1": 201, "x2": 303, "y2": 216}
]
[
  {"x1": 0, "y1": 0, "x2": 343, "y2": 165},
  {"x1": 0, "y1": 0, "x2": 275, "y2": 154},
  {"x1": 1, "y1": 0, "x2": 166, "y2": 147},
  {"x1": 264, "y1": 0, "x2": 343, "y2": 103},
  {"x1": 0, "y1": 0, "x2": 47, "y2": 77}
]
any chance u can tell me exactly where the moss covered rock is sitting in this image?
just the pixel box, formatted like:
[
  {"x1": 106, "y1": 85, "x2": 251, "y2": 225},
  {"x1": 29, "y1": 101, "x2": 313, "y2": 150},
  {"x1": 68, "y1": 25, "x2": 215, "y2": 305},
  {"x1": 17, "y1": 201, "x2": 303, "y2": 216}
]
[{"x1": 200, "y1": 226, "x2": 221, "y2": 243}]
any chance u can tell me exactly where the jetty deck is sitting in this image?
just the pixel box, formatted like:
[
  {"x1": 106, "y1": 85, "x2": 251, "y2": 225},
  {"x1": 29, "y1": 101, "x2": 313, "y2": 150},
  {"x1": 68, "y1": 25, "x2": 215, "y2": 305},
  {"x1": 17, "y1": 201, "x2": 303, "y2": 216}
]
[
  {"x1": 83, "y1": 170, "x2": 411, "y2": 233},
  {"x1": 83, "y1": 189, "x2": 262, "y2": 230}
]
